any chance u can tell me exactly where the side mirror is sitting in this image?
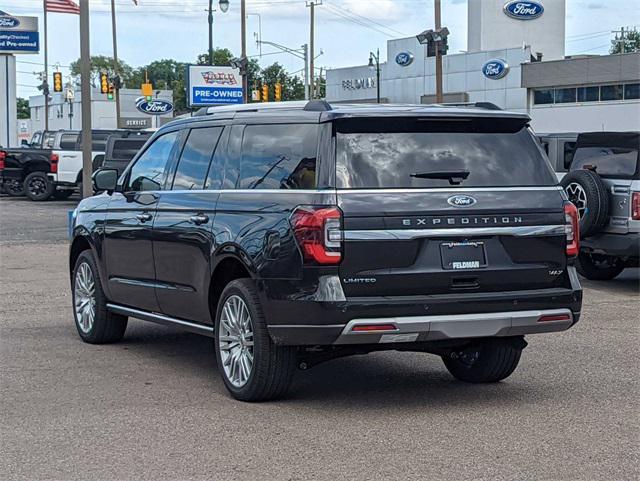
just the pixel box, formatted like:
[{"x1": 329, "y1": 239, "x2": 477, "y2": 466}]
[{"x1": 93, "y1": 168, "x2": 118, "y2": 193}]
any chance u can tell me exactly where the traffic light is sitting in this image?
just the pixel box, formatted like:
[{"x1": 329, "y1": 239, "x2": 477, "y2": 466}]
[
  {"x1": 274, "y1": 82, "x2": 282, "y2": 102},
  {"x1": 261, "y1": 84, "x2": 269, "y2": 102},
  {"x1": 53, "y1": 72, "x2": 63, "y2": 93},
  {"x1": 107, "y1": 82, "x2": 115, "y2": 100},
  {"x1": 141, "y1": 82, "x2": 153, "y2": 100},
  {"x1": 100, "y1": 72, "x2": 109, "y2": 94}
]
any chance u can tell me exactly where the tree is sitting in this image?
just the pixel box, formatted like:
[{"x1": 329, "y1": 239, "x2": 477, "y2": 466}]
[
  {"x1": 610, "y1": 28, "x2": 640, "y2": 54},
  {"x1": 69, "y1": 55, "x2": 133, "y2": 87},
  {"x1": 258, "y1": 62, "x2": 305, "y2": 101},
  {"x1": 196, "y1": 47, "x2": 234, "y2": 66},
  {"x1": 17, "y1": 98, "x2": 30, "y2": 119}
]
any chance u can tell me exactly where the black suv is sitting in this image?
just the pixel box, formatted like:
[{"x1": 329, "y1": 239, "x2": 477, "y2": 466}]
[{"x1": 70, "y1": 101, "x2": 583, "y2": 401}]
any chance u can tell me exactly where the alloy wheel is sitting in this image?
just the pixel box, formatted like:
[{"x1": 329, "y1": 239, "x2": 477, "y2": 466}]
[
  {"x1": 565, "y1": 182, "x2": 588, "y2": 219},
  {"x1": 218, "y1": 295, "x2": 254, "y2": 388},
  {"x1": 28, "y1": 177, "x2": 47, "y2": 196},
  {"x1": 74, "y1": 262, "x2": 96, "y2": 334}
]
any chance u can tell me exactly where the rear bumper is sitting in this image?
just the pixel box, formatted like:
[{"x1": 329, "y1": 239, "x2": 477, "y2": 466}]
[
  {"x1": 262, "y1": 268, "x2": 583, "y2": 346},
  {"x1": 581, "y1": 232, "x2": 639, "y2": 258}
]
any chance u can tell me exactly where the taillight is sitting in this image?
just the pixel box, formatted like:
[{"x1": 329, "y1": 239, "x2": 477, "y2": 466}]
[
  {"x1": 632, "y1": 192, "x2": 640, "y2": 221},
  {"x1": 564, "y1": 202, "x2": 580, "y2": 257},
  {"x1": 538, "y1": 313, "x2": 571, "y2": 323},
  {"x1": 0, "y1": 151, "x2": 5, "y2": 170},
  {"x1": 290, "y1": 206, "x2": 342, "y2": 265},
  {"x1": 50, "y1": 153, "x2": 59, "y2": 174}
]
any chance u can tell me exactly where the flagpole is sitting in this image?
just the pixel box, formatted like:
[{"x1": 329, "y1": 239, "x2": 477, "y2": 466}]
[{"x1": 43, "y1": 0, "x2": 49, "y2": 131}]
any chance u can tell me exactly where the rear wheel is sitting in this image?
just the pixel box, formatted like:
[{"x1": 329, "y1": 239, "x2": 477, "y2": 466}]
[
  {"x1": 24, "y1": 171, "x2": 54, "y2": 201},
  {"x1": 72, "y1": 250, "x2": 128, "y2": 343},
  {"x1": 214, "y1": 279, "x2": 296, "y2": 402},
  {"x1": 442, "y1": 338, "x2": 523, "y2": 383},
  {"x1": 576, "y1": 252, "x2": 625, "y2": 280},
  {"x1": 3, "y1": 179, "x2": 25, "y2": 197}
]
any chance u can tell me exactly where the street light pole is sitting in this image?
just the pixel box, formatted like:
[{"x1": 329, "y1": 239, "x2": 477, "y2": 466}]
[
  {"x1": 208, "y1": 0, "x2": 214, "y2": 65},
  {"x1": 240, "y1": 0, "x2": 248, "y2": 103},
  {"x1": 434, "y1": 0, "x2": 443, "y2": 103},
  {"x1": 368, "y1": 49, "x2": 380, "y2": 103},
  {"x1": 110, "y1": 0, "x2": 121, "y2": 128},
  {"x1": 79, "y1": 0, "x2": 92, "y2": 199}
]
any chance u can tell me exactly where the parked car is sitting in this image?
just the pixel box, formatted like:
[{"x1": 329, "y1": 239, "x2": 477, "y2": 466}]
[
  {"x1": 23, "y1": 130, "x2": 57, "y2": 149},
  {"x1": 560, "y1": 132, "x2": 639, "y2": 280},
  {"x1": 0, "y1": 146, "x2": 59, "y2": 199},
  {"x1": 537, "y1": 133, "x2": 578, "y2": 179},
  {"x1": 101, "y1": 131, "x2": 152, "y2": 177},
  {"x1": 70, "y1": 101, "x2": 583, "y2": 401}
]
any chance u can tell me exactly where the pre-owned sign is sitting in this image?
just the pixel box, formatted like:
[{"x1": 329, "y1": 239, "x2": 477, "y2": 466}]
[
  {"x1": 187, "y1": 65, "x2": 243, "y2": 107},
  {"x1": 0, "y1": 15, "x2": 39, "y2": 54}
]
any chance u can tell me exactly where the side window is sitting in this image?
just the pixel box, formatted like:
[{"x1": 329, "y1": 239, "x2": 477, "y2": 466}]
[
  {"x1": 126, "y1": 131, "x2": 179, "y2": 192},
  {"x1": 563, "y1": 141, "x2": 576, "y2": 170},
  {"x1": 223, "y1": 125, "x2": 244, "y2": 189},
  {"x1": 205, "y1": 126, "x2": 230, "y2": 190},
  {"x1": 59, "y1": 133, "x2": 78, "y2": 150},
  {"x1": 91, "y1": 132, "x2": 111, "y2": 151},
  {"x1": 172, "y1": 127, "x2": 223, "y2": 190},
  {"x1": 239, "y1": 124, "x2": 318, "y2": 189}
]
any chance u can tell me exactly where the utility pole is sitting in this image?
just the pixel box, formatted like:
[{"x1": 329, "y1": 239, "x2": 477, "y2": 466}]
[
  {"x1": 42, "y1": 0, "x2": 49, "y2": 131},
  {"x1": 612, "y1": 27, "x2": 628, "y2": 54},
  {"x1": 306, "y1": 1, "x2": 320, "y2": 99},
  {"x1": 434, "y1": 0, "x2": 443, "y2": 103},
  {"x1": 302, "y1": 43, "x2": 309, "y2": 100},
  {"x1": 110, "y1": 0, "x2": 121, "y2": 128},
  {"x1": 79, "y1": 0, "x2": 93, "y2": 199},
  {"x1": 240, "y1": 0, "x2": 248, "y2": 103}
]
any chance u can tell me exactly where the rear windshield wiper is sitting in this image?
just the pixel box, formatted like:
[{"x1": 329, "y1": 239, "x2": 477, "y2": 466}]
[{"x1": 410, "y1": 170, "x2": 470, "y2": 185}]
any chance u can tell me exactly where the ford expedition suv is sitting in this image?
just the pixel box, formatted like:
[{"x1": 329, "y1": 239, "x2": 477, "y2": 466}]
[{"x1": 69, "y1": 101, "x2": 583, "y2": 402}]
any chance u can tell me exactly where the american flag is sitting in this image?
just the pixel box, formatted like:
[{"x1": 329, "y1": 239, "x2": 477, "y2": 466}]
[{"x1": 45, "y1": 0, "x2": 80, "y2": 14}]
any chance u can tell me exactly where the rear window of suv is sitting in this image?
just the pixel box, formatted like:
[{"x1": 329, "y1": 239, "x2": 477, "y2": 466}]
[
  {"x1": 571, "y1": 146, "x2": 639, "y2": 178},
  {"x1": 335, "y1": 118, "x2": 557, "y2": 189}
]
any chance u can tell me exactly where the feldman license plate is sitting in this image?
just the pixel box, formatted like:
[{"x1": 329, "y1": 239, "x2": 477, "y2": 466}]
[{"x1": 440, "y1": 241, "x2": 487, "y2": 270}]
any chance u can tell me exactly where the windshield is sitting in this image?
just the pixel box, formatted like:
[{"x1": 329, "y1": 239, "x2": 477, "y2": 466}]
[{"x1": 335, "y1": 118, "x2": 557, "y2": 189}]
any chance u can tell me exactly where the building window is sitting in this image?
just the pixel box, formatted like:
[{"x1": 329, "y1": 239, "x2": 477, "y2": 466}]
[
  {"x1": 577, "y1": 86, "x2": 599, "y2": 102},
  {"x1": 534, "y1": 89, "x2": 554, "y2": 105},
  {"x1": 555, "y1": 88, "x2": 577, "y2": 103},
  {"x1": 624, "y1": 83, "x2": 639, "y2": 100},
  {"x1": 600, "y1": 84, "x2": 623, "y2": 101}
]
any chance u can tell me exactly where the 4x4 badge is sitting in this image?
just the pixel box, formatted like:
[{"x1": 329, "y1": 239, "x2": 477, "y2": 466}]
[{"x1": 447, "y1": 195, "x2": 477, "y2": 207}]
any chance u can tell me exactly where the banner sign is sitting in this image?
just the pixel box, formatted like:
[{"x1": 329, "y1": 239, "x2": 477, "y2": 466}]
[
  {"x1": 187, "y1": 65, "x2": 243, "y2": 107},
  {"x1": 0, "y1": 15, "x2": 39, "y2": 54}
]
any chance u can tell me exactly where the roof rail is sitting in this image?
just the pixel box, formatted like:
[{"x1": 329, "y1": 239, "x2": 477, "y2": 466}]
[
  {"x1": 437, "y1": 101, "x2": 502, "y2": 111},
  {"x1": 192, "y1": 99, "x2": 332, "y2": 117}
]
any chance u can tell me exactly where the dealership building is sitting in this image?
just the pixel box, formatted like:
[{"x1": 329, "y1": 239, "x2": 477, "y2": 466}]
[{"x1": 326, "y1": 0, "x2": 640, "y2": 133}]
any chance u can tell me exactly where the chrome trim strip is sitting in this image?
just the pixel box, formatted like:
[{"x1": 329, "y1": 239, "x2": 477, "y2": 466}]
[
  {"x1": 336, "y1": 186, "x2": 564, "y2": 194},
  {"x1": 106, "y1": 304, "x2": 214, "y2": 337},
  {"x1": 334, "y1": 308, "x2": 573, "y2": 344},
  {"x1": 342, "y1": 225, "x2": 566, "y2": 240}
]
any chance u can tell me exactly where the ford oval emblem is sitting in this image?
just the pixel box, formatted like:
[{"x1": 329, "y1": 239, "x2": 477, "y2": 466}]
[
  {"x1": 447, "y1": 195, "x2": 477, "y2": 208},
  {"x1": 395, "y1": 52, "x2": 414, "y2": 67},
  {"x1": 135, "y1": 97, "x2": 174, "y2": 116},
  {"x1": 0, "y1": 16, "x2": 21, "y2": 28},
  {"x1": 482, "y1": 59, "x2": 509, "y2": 79},
  {"x1": 503, "y1": 1, "x2": 544, "y2": 20}
]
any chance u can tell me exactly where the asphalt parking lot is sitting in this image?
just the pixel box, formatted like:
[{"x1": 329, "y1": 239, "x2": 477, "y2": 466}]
[{"x1": 1, "y1": 195, "x2": 638, "y2": 481}]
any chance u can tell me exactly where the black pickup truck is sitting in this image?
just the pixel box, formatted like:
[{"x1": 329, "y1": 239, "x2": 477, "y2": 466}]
[{"x1": 0, "y1": 147, "x2": 60, "y2": 199}]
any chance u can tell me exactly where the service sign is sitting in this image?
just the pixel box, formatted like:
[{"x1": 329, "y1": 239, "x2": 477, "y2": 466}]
[
  {"x1": 187, "y1": 65, "x2": 243, "y2": 107},
  {"x1": 503, "y1": 1, "x2": 544, "y2": 20},
  {"x1": 482, "y1": 59, "x2": 509, "y2": 79},
  {"x1": 0, "y1": 15, "x2": 39, "y2": 54}
]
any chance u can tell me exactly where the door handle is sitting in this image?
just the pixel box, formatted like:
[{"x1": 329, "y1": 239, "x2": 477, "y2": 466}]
[
  {"x1": 189, "y1": 214, "x2": 209, "y2": 225},
  {"x1": 136, "y1": 213, "x2": 153, "y2": 223}
]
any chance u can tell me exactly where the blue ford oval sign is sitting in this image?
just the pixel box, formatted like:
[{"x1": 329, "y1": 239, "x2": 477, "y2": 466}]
[
  {"x1": 503, "y1": 1, "x2": 544, "y2": 20},
  {"x1": 135, "y1": 98, "x2": 174, "y2": 116},
  {"x1": 447, "y1": 195, "x2": 477, "y2": 208},
  {"x1": 0, "y1": 16, "x2": 21, "y2": 28},
  {"x1": 482, "y1": 59, "x2": 509, "y2": 79},
  {"x1": 395, "y1": 52, "x2": 414, "y2": 67}
]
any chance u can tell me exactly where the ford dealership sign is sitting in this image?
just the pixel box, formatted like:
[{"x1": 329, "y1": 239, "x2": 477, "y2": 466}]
[
  {"x1": 135, "y1": 98, "x2": 174, "y2": 116},
  {"x1": 503, "y1": 1, "x2": 544, "y2": 20},
  {"x1": 482, "y1": 59, "x2": 509, "y2": 79},
  {"x1": 395, "y1": 52, "x2": 414, "y2": 67},
  {"x1": 0, "y1": 16, "x2": 20, "y2": 28}
]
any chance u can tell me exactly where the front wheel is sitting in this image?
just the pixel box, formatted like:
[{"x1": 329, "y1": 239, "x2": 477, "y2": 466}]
[
  {"x1": 24, "y1": 171, "x2": 54, "y2": 201},
  {"x1": 442, "y1": 338, "x2": 523, "y2": 383},
  {"x1": 214, "y1": 279, "x2": 296, "y2": 402},
  {"x1": 576, "y1": 252, "x2": 625, "y2": 280}
]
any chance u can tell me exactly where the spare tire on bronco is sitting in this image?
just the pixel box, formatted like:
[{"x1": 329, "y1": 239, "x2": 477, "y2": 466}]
[{"x1": 561, "y1": 169, "x2": 609, "y2": 238}]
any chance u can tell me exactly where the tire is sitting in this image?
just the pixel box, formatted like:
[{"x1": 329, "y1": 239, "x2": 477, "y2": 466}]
[
  {"x1": 442, "y1": 338, "x2": 523, "y2": 383},
  {"x1": 214, "y1": 279, "x2": 296, "y2": 402},
  {"x1": 3, "y1": 179, "x2": 25, "y2": 197},
  {"x1": 24, "y1": 171, "x2": 55, "y2": 201},
  {"x1": 576, "y1": 252, "x2": 625, "y2": 280},
  {"x1": 72, "y1": 250, "x2": 128, "y2": 344},
  {"x1": 53, "y1": 189, "x2": 73, "y2": 200},
  {"x1": 561, "y1": 170, "x2": 609, "y2": 238}
]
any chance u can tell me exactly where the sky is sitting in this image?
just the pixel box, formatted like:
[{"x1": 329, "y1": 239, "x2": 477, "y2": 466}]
[{"x1": 3, "y1": 0, "x2": 639, "y2": 99}]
